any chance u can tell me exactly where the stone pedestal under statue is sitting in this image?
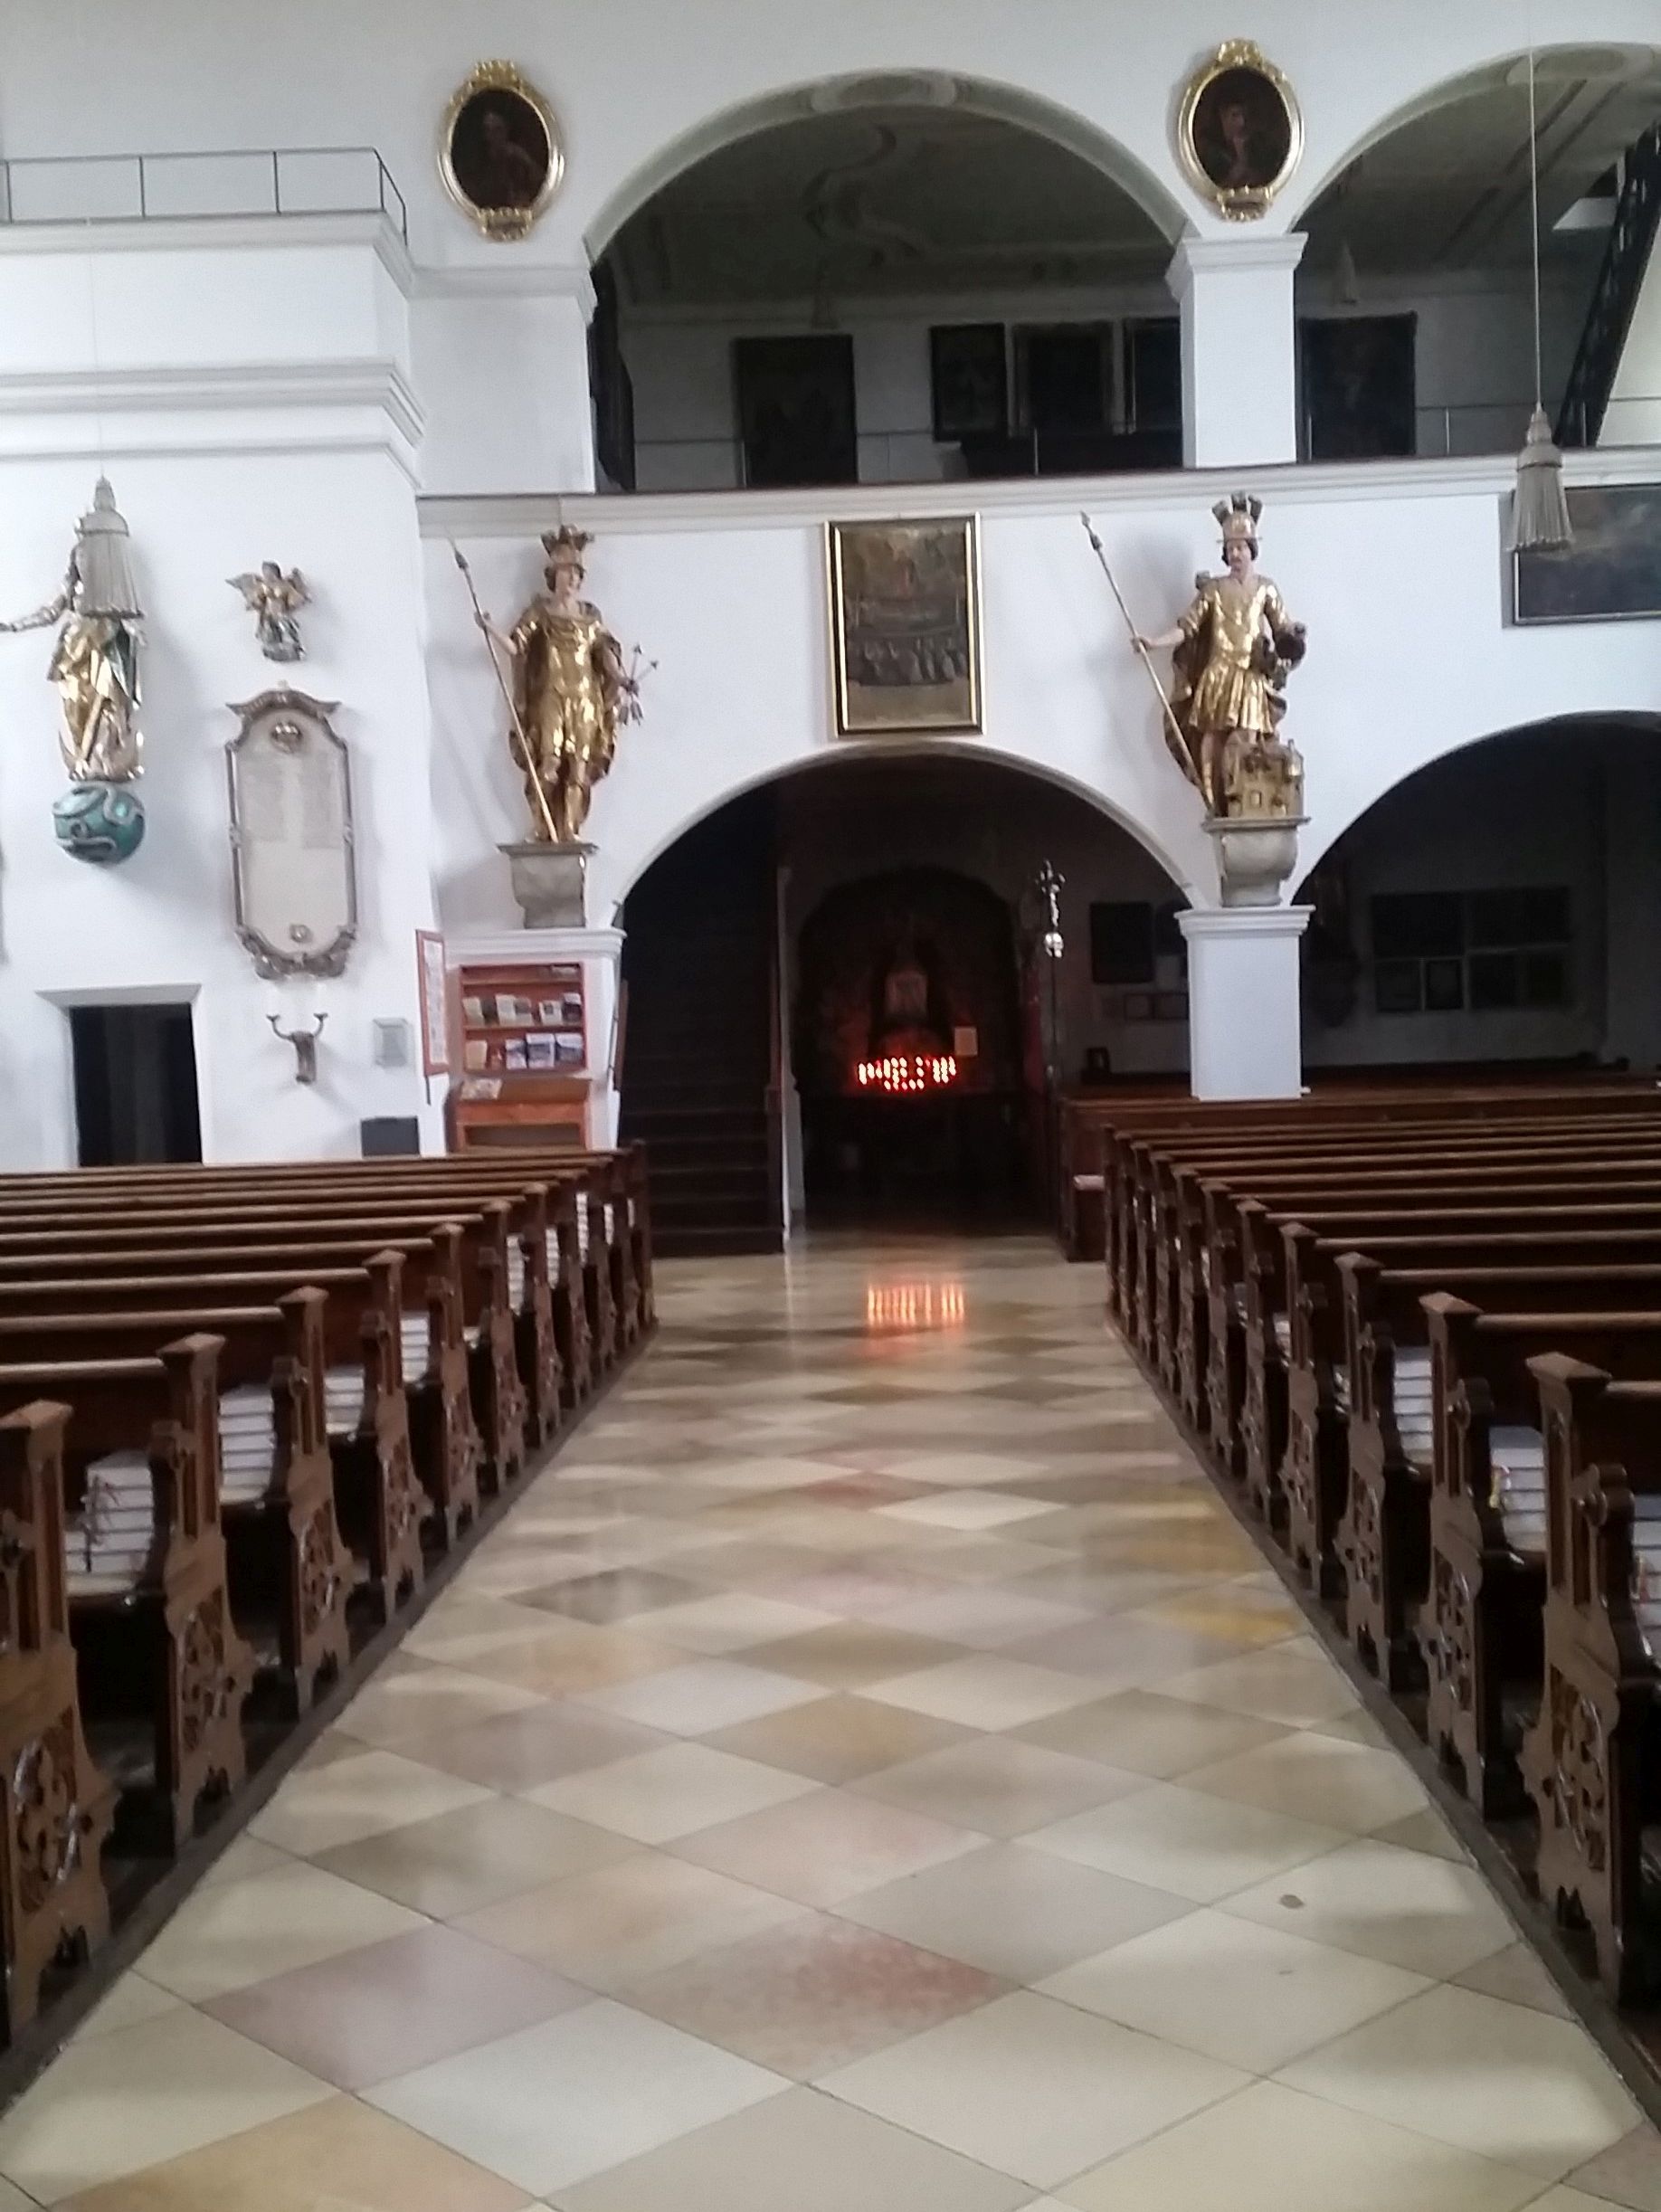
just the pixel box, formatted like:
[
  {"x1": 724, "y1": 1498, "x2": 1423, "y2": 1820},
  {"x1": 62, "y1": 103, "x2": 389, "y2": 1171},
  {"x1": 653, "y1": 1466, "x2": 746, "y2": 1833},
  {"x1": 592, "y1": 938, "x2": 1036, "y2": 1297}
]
[
  {"x1": 1180, "y1": 906, "x2": 1310, "y2": 1101},
  {"x1": 1204, "y1": 812, "x2": 1306, "y2": 909},
  {"x1": 501, "y1": 840, "x2": 593, "y2": 929}
]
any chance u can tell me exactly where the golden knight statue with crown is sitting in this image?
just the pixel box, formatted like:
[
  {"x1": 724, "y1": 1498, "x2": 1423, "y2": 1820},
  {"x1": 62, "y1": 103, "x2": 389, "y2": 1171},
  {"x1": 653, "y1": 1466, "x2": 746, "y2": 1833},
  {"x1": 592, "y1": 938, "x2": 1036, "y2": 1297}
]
[
  {"x1": 476, "y1": 526, "x2": 642, "y2": 844},
  {"x1": 1133, "y1": 492, "x2": 1307, "y2": 819}
]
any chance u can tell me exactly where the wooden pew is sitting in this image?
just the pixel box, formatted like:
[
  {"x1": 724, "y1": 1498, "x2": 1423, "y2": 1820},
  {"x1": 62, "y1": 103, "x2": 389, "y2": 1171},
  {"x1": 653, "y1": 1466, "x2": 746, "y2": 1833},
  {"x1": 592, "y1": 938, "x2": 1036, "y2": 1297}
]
[
  {"x1": 1282, "y1": 1222, "x2": 1661, "y2": 1602},
  {"x1": 1202, "y1": 1165, "x2": 1661, "y2": 1513},
  {"x1": 0, "y1": 1296, "x2": 354, "y2": 1716},
  {"x1": 0, "y1": 1336, "x2": 252, "y2": 1854},
  {"x1": 0, "y1": 1144, "x2": 655, "y2": 1386},
  {"x1": 0, "y1": 1402, "x2": 116, "y2": 2038},
  {"x1": 1419, "y1": 1294, "x2": 1661, "y2": 1818},
  {"x1": 1520, "y1": 1353, "x2": 1661, "y2": 2003},
  {"x1": 1101, "y1": 1089, "x2": 1661, "y2": 1322},
  {"x1": 0, "y1": 1215, "x2": 488, "y2": 1545},
  {"x1": 1338, "y1": 1256, "x2": 1661, "y2": 1695},
  {"x1": 1150, "y1": 1125, "x2": 1661, "y2": 1403}
]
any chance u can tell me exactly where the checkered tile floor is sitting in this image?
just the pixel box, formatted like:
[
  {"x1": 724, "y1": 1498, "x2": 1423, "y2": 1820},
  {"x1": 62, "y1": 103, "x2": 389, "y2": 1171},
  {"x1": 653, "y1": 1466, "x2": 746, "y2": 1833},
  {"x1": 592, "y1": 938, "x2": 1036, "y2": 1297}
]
[{"x1": 6, "y1": 1236, "x2": 1658, "y2": 2212}]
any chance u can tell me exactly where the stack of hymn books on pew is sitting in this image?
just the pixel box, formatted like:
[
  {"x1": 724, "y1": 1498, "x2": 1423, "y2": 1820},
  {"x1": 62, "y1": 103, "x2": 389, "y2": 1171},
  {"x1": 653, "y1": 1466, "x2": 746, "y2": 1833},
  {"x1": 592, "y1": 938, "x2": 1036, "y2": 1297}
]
[{"x1": 72, "y1": 1452, "x2": 157, "y2": 1592}]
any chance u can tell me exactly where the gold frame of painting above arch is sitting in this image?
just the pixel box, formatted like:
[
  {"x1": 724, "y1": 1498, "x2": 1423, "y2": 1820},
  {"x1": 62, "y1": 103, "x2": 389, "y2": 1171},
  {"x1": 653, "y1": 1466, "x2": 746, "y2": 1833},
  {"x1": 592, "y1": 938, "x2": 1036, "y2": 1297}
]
[
  {"x1": 439, "y1": 60, "x2": 565, "y2": 241},
  {"x1": 1176, "y1": 39, "x2": 1303, "y2": 222}
]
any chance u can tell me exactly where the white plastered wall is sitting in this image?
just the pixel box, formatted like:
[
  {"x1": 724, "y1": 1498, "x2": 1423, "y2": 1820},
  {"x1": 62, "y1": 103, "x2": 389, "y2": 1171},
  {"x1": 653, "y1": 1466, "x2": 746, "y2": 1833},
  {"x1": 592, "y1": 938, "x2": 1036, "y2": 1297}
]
[{"x1": 0, "y1": 223, "x2": 442, "y2": 1168}]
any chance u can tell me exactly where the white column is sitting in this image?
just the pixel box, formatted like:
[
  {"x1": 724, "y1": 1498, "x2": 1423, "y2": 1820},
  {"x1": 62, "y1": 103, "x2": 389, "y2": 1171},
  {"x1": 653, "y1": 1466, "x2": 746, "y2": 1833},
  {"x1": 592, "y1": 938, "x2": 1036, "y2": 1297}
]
[
  {"x1": 413, "y1": 264, "x2": 597, "y2": 496},
  {"x1": 1181, "y1": 907, "x2": 1311, "y2": 1100},
  {"x1": 1167, "y1": 234, "x2": 1305, "y2": 468}
]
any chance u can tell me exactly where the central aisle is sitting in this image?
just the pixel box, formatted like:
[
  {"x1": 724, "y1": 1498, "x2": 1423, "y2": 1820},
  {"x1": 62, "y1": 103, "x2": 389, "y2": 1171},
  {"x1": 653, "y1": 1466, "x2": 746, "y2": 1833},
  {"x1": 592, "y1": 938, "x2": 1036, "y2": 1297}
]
[{"x1": 5, "y1": 1238, "x2": 1658, "y2": 2212}]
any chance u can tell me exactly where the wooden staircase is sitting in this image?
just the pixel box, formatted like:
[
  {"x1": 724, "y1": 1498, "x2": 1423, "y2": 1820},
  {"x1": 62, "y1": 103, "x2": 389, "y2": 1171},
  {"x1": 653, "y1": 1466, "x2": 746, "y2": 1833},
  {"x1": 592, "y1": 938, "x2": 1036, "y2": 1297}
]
[{"x1": 619, "y1": 791, "x2": 783, "y2": 1256}]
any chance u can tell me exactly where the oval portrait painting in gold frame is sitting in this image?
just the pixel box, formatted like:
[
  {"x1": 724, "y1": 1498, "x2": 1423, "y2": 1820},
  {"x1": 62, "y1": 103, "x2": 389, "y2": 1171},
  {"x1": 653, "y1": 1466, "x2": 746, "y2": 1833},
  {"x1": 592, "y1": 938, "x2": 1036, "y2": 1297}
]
[
  {"x1": 1177, "y1": 40, "x2": 1302, "y2": 221},
  {"x1": 440, "y1": 61, "x2": 565, "y2": 241}
]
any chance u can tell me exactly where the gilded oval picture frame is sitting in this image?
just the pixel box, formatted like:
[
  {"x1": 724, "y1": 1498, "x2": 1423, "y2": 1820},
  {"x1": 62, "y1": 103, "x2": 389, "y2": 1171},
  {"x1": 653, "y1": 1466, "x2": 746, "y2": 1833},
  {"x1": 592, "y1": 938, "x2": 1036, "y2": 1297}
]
[
  {"x1": 1177, "y1": 41, "x2": 1302, "y2": 221},
  {"x1": 440, "y1": 61, "x2": 564, "y2": 241}
]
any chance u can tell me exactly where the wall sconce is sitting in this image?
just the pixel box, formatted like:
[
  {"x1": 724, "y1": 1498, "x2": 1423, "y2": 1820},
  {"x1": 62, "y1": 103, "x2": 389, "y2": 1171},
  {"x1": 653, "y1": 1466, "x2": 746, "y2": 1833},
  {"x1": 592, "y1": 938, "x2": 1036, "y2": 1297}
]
[
  {"x1": 1035, "y1": 860, "x2": 1066, "y2": 959},
  {"x1": 269, "y1": 1011, "x2": 327, "y2": 1085}
]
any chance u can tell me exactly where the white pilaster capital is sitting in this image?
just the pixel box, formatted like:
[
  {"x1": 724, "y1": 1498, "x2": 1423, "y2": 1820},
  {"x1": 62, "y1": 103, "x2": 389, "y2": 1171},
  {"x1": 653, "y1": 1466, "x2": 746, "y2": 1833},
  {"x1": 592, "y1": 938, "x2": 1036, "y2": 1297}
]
[
  {"x1": 1166, "y1": 232, "x2": 1306, "y2": 302},
  {"x1": 1179, "y1": 904, "x2": 1312, "y2": 944}
]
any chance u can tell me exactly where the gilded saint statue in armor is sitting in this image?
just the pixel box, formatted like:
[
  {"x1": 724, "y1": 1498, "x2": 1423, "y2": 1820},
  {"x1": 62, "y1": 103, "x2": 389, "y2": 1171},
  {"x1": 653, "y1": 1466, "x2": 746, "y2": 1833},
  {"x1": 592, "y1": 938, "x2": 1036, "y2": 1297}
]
[
  {"x1": 477, "y1": 527, "x2": 641, "y2": 845},
  {"x1": 0, "y1": 477, "x2": 144, "y2": 783},
  {"x1": 1133, "y1": 493, "x2": 1306, "y2": 819}
]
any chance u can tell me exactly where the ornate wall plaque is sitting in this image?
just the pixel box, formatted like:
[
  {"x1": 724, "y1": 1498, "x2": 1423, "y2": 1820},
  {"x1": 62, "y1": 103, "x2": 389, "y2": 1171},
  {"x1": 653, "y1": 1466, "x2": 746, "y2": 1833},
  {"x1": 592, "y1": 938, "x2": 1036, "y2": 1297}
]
[{"x1": 226, "y1": 689, "x2": 357, "y2": 979}]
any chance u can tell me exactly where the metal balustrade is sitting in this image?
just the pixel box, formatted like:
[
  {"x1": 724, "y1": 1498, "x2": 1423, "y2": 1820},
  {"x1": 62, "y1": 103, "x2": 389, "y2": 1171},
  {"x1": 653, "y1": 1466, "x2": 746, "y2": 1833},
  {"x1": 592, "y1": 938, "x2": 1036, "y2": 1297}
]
[{"x1": 0, "y1": 147, "x2": 407, "y2": 241}]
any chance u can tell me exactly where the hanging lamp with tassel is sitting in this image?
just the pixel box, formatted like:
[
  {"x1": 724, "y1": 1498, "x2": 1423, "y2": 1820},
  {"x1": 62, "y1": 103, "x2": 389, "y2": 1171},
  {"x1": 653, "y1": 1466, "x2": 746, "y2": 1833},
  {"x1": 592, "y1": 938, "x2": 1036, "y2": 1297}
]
[{"x1": 1513, "y1": 38, "x2": 1573, "y2": 549}]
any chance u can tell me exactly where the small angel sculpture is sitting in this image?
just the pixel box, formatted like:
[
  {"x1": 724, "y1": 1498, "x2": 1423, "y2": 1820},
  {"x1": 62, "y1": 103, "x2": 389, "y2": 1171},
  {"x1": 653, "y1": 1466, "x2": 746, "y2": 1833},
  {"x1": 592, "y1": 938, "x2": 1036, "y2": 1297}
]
[{"x1": 230, "y1": 562, "x2": 309, "y2": 662}]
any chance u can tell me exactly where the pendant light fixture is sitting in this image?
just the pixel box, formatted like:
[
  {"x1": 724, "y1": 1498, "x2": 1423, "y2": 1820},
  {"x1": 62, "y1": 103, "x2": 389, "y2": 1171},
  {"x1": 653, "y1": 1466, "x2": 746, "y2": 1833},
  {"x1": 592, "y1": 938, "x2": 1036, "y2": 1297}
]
[{"x1": 1513, "y1": 35, "x2": 1573, "y2": 549}]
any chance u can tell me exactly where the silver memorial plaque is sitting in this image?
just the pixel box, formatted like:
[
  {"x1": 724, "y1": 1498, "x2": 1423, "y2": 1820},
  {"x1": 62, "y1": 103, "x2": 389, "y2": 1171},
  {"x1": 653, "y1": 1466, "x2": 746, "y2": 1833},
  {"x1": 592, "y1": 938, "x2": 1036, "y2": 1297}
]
[{"x1": 226, "y1": 688, "x2": 357, "y2": 978}]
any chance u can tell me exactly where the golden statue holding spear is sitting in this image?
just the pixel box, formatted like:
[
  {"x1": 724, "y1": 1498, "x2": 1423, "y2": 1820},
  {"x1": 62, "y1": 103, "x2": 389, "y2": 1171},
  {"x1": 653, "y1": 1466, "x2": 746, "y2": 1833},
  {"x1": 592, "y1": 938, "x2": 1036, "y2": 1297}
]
[
  {"x1": 1082, "y1": 497, "x2": 1307, "y2": 820},
  {"x1": 457, "y1": 528, "x2": 646, "y2": 845}
]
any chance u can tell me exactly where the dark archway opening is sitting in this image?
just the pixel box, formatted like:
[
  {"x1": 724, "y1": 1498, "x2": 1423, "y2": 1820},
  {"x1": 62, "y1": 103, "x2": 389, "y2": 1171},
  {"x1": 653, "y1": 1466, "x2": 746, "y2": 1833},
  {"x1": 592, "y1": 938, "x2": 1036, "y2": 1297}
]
[
  {"x1": 1297, "y1": 716, "x2": 1661, "y2": 1078},
  {"x1": 618, "y1": 752, "x2": 1182, "y2": 1252}
]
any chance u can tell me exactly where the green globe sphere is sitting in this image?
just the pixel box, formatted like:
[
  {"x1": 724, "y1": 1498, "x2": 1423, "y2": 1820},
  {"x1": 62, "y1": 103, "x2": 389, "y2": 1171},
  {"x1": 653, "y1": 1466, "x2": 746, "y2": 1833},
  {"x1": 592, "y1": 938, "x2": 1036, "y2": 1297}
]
[{"x1": 52, "y1": 783, "x2": 147, "y2": 866}]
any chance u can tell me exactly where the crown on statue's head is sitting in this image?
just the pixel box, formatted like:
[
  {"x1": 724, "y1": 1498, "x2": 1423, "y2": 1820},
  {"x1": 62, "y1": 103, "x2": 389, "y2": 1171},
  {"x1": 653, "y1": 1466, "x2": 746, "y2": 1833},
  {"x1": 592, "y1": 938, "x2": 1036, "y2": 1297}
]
[
  {"x1": 540, "y1": 525, "x2": 593, "y2": 567},
  {"x1": 1212, "y1": 491, "x2": 1263, "y2": 546}
]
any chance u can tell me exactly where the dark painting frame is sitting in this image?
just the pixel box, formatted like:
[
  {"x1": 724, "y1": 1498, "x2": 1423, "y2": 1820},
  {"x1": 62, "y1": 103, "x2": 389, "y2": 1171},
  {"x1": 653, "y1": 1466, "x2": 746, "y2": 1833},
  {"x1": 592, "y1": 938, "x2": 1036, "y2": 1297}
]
[
  {"x1": 1514, "y1": 483, "x2": 1661, "y2": 624},
  {"x1": 1300, "y1": 314, "x2": 1418, "y2": 460},
  {"x1": 734, "y1": 334, "x2": 858, "y2": 490},
  {"x1": 929, "y1": 323, "x2": 1009, "y2": 442}
]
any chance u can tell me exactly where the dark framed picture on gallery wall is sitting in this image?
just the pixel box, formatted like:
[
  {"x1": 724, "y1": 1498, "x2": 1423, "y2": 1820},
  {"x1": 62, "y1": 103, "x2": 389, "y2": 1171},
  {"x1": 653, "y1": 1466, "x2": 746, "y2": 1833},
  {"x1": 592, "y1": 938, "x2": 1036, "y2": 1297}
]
[
  {"x1": 733, "y1": 334, "x2": 859, "y2": 489},
  {"x1": 929, "y1": 324, "x2": 1009, "y2": 442},
  {"x1": 1514, "y1": 483, "x2": 1661, "y2": 623}
]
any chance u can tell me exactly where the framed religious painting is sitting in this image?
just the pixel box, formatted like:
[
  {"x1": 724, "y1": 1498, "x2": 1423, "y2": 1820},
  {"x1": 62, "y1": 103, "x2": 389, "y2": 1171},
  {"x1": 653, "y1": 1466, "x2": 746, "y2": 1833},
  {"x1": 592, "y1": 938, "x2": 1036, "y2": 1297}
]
[
  {"x1": 440, "y1": 62, "x2": 564, "y2": 240},
  {"x1": 929, "y1": 323, "x2": 1009, "y2": 442},
  {"x1": 1514, "y1": 483, "x2": 1661, "y2": 623},
  {"x1": 1177, "y1": 40, "x2": 1302, "y2": 221},
  {"x1": 827, "y1": 517, "x2": 983, "y2": 737}
]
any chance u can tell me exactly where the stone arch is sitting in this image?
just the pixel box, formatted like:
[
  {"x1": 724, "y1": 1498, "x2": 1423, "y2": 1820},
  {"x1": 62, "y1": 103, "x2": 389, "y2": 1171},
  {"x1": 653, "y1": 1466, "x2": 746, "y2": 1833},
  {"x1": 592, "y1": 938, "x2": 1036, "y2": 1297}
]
[
  {"x1": 1286, "y1": 43, "x2": 1661, "y2": 229},
  {"x1": 583, "y1": 68, "x2": 1192, "y2": 264},
  {"x1": 608, "y1": 738, "x2": 1192, "y2": 916}
]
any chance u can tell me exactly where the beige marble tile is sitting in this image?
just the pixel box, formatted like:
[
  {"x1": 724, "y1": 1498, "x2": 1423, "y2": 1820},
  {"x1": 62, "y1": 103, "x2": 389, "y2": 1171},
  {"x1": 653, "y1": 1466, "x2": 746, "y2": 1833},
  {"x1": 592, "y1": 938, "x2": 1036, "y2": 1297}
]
[
  {"x1": 839, "y1": 1841, "x2": 1192, "y2": 1982},
  {"x1": 137, "y1": 1860, "x2": 427, "y2": 2000},
  {"x1": 862, "y1": 1655, "x2": 1102, "y2": 1731},
  {"x1": 248, "y1": 1748, "x2": 493, "y2": 1857},
  {"x1": 0, "y1": 2005, "x2": 332, "y2": 2202},
  {"x1": 550, "y1": 2083, "x2": 1031, "y2": 2212},
  {"x1": 574, "y1": 1658, "x2": 830, "y2": 1735},
  {"x1": 1028, "y1": 1781, "x2": 1348, "y2": 1904},
  {"x1": 821, "y1": 1989, "x2": 1247, "y2": 2190},
  {"x1": 1180, "y1": 1726, "x2": 1430, "y2": 1834},
  {"x1": 1039, "y1": 1905, "x2": 1428, "y2": 2070},
  {"x1": 1056, "y1": 2078, "x2": 1545, "y2": 2212},
  {"x1": 673, "y1": 1786, "x2": 979, "y2": 1905},
  {"x1": 527, "y1": 1742, "x2": 819, "y2": 1844},
  {"x1": 365, "y1": 1999, "x2": 785, "y2": 2196},
  {"x1": 457, "y1": 1851, "x2": 810, "y2": 1990},
  {"x1": 1220, "y1": 1835, "x2": 1518, "y2": 1978},
  {"x1": 1278, "y1": 1982, "x2": 1639, "y2": 2179},
  {"x1": 314, "y1": 1793, "x2": 639, "y2": 1918}
]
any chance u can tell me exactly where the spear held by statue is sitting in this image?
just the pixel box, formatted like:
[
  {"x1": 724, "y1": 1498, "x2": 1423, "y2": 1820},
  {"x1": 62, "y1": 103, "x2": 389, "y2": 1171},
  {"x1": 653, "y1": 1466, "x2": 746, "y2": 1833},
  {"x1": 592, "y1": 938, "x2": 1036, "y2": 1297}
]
[
  {"x1": 1079, "y1": 513, "x2": 1201, "y2": 793},
  {"x1": 450, "y1": 541, "x2": 563, "y2": 845}
]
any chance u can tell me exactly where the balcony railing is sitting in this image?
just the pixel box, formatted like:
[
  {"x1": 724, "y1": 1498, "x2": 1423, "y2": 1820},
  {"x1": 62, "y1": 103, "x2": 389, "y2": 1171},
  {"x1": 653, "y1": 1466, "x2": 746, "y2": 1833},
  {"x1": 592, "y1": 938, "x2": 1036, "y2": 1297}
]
[
  {"x1": 617, "y1": 394, "x2": 1661, "y2": 494},
  {"x1": 0, "y1": 147, "x2": 408, "y2": 242}
]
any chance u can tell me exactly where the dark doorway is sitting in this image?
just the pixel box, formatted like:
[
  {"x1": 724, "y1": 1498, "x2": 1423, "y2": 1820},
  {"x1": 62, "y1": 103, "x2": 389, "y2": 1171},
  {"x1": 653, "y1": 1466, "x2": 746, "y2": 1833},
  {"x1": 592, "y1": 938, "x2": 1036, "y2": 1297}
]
[
  {"x1": 70, "y1": 1002, "x2": 203, "y2": 1166},
  {"x1": 794, "y1": 867, "x2": 1028, "y2": 1228}
]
